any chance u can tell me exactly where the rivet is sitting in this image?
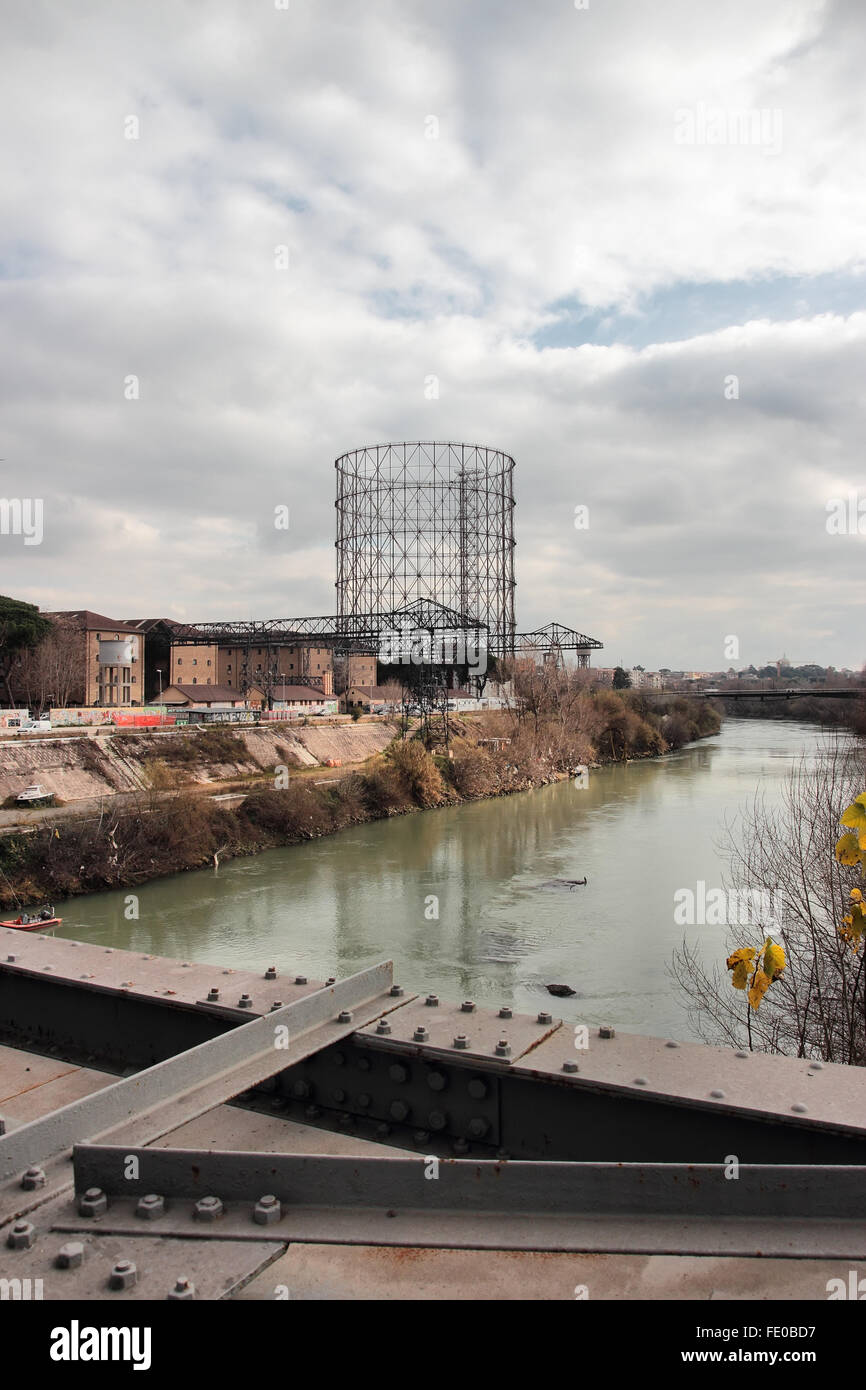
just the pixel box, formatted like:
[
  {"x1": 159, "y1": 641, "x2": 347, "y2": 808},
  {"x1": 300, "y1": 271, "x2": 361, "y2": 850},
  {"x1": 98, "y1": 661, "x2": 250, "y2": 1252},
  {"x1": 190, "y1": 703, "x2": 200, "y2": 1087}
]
[
  {"x1": 337, "y1": 1010, "x2": 352, "y2": 1023},
  {"x1": 7, "y1": 1220, "x2": 35, "y2": 1250},
  {"x1": 376, "y1": 1019, "x2": 392, "y2": 1035},
  {"x1": 633, "y1": 1076, "x2": 648, "y2": 1086},
  {"x1": 427, "y1": 1109, "x2": 448, "y2": 1130},
  {"x1": 562, "y1": 1060, "x2": 579, "y2": 1073},
  {"x1": 735, "y1": 1050, "x2": 749, "y2": 1058},
  {"x1": 357, "y1": 1057, "x2": 371, "y2": 1071},
  {"x1": 6, "y1": 954, "x2": 16, "y2": 961},
  {"x1": 305, "y1": 1104, "x2": 321, "y2": 1119},
  {"x1": 292, "y1": 1079, "x2": 311, "y2": 1099},
  {"x1": 109, "y1": 1259, "x2": 137, "y2": 1290},
  {"x1": 326, "y1": 977, "x2": 336, "y2": 985},
  {"x1": 78, "y1": 1187, "x2": 108, "y2": 1217},
  {"x1": 452, "y1": 1137, "x2": 469, "y2": 1155},
  {"x1": 710, "y1": 1089, "x2": 725, "y2": 1099},
  {"x1": 375, "y1": 1122, "x2": 392, "y2": 1138},
  {"x1": 598, "y1": 1025, "x2": 615, "y2": 1039},
  {"x1": 427, "y1": 1070, "x2": 447, "y2": 1091},
  {"x1": 808, "y1": 1061, "x2": 824, "y2": 1070},
  {"x1": 467, "y1": 1078, "x2": 488, "y2": 1100},
  {"x1": 21, "y1": 1165, "x2": 46, "y2": 1190},
  {"x1": 792, "y1": 1103, "x2": 808, "y2": 1113},
  {"x1": 389, "y1": 1063, "x2": 408, "y2": 1083},
  {"x1": 425, "y1": 994, "x2": 439, "y2": 1007},
  {"x1": 413, "y1": 1026, "x2": 429, "y2": 1042},
  {"x1": 453, "y1": 1035, "x2": 469, "y2": 1049},
  {"x1": 390, "y1": 1100, "x2": 410, "y2": 1121},
  {"x1": 294, "y1": 975, "x2": 308, "y2": 985},
  {"x1": 665, "y1": 1040, "x2": 679, "y2": 1048},
  {"x1": 332, "y1": 1050, "x2": 346, "y2": 1066},
  {"x1": 238, "y1": 994, "x2": 252, "y2": 1008},
  {"x1": 537, "y1": 1012, "x2": 552, "y2": 1025},
  {"x1": 253, "y1": 1194, "x2": 281, "y2": 1225},
  {"x1": 357, "y1": 1092, "x2": 372, "y2": 1108},
  {"x1": 56, "y1": 1240, "x2": 85, "y2": 1268},
  {"x1": 461, "y1": 1000, "x2": 476, "y2": 1013},
  {"x1": 194, "y1": 1195, "x2": 224, "y2": 1222},
  {"x1": 136, "y1": 1194, "x2": 165, "y2": 1220},
  {"x1": 468, "y1": 1117, "x2": 489, "y2": 1139},
  {"x1": 332, "y1": 1088, "x2": 346, "y2": 1103},
  {"x1": 498, "y1": 1006, "x2": 513, "y2": 1019},
  {"x1": 167, "y1": 1276, "x2": 196, "y2": 1300},
  {"x1": 265, "y1": 967, "x2": 277, "y2": 980}
]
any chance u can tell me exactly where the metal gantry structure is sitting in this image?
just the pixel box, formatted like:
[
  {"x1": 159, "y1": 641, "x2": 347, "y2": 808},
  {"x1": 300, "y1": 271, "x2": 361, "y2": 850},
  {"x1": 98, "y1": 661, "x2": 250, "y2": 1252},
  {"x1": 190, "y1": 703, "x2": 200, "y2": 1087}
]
[
  {"x1": 514, "y1": 622, "x2": 604, "y2": 670},
  {"x1": 335, "y1": 443, "x2": 517, "y2": 658}
]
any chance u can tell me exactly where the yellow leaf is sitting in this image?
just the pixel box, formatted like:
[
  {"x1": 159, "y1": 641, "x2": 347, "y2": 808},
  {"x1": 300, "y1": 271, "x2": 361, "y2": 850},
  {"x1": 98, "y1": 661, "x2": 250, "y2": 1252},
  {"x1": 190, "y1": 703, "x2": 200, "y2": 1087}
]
[
  {"x1": 836, "y1": 832, "x2": 861, "y2": 866},
  {"x1": 730, "y1": 960, "x2": 751, "y2": 989},
  {"x1": 851, "y1": 888, "x2": 863, "y2": 902},
  {"x1": 763, "y1": 940, "x2": 786, "y2": 981},
  {"x1": 840, "y1": 794, "x2": 866, "y2": 830},
  {"x1": 748, "y1": 969, "x2": 771, "y2": 1010},
  {"x1": 726, "y1": 947, "x2": 756, "y2": 969}
]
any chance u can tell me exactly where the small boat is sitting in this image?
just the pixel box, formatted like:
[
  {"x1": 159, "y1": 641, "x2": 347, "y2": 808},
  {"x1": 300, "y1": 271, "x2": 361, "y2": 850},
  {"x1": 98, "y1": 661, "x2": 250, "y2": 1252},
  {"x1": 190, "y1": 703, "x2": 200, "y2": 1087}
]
[{"x1": 1, "y1": 905, "x2": 62, "y2": 932}]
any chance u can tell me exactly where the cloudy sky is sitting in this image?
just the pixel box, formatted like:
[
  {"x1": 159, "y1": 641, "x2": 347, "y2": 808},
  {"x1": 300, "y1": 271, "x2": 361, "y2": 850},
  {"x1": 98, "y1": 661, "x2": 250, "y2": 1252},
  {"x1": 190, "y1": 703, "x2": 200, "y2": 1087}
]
[{"x1": 1, "y1": 0, "x2": 864, "y2": 671}]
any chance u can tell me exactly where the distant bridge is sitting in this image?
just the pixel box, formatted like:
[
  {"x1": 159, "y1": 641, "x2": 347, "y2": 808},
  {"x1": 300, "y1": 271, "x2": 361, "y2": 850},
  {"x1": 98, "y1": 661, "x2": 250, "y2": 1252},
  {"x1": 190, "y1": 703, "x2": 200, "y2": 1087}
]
[{"x1": 647, "y1": 687, "x2": 863, "y2": 701}]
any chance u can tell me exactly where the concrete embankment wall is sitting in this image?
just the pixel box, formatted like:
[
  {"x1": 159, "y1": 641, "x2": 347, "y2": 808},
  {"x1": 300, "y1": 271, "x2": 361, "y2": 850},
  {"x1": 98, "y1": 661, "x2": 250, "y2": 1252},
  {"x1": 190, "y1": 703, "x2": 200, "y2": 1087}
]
[{"x1": 0, "y1": 722, "x2": 398, "y2": 804}]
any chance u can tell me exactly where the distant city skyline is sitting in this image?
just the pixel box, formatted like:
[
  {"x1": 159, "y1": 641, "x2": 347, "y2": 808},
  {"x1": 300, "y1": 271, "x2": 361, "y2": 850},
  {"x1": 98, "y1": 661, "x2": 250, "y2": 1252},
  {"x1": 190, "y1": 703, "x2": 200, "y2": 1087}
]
[{"x1": 1, "y1": 1, "x2": 864, "y2": 671}]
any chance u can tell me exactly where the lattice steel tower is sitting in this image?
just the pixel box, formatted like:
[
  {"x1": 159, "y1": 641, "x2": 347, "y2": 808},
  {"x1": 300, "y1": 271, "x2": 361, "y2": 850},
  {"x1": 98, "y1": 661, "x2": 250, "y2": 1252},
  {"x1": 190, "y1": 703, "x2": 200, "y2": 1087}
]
[{"x1": 335, "y1": 442, "x2": 516, "y2": 655}]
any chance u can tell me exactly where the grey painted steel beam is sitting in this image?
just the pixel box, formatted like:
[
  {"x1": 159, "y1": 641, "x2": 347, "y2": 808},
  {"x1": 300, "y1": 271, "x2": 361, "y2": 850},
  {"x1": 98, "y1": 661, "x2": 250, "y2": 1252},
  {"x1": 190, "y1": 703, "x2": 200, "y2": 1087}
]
[
  {"x1": 0, "y1": 962, "x2": 393, "y2": 1180},
  {"x1": 68, "y1": 1147, "x2": 866, "y2": 1258}
]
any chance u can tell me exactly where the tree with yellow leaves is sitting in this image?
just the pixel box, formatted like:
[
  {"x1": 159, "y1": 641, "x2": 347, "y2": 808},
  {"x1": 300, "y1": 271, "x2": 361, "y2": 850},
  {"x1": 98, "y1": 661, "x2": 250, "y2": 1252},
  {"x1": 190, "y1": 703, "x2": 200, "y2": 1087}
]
[{"x1": 672, "y1": 741, "x2": 866, "y2": 1064}]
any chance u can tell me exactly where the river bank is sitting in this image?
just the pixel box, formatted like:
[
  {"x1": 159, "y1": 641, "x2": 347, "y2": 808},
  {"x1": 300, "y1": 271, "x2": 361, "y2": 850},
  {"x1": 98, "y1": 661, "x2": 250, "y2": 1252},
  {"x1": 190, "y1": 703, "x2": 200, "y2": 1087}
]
[{"x1": 0, "y1": 692, "x2": 722, "y2": 909}]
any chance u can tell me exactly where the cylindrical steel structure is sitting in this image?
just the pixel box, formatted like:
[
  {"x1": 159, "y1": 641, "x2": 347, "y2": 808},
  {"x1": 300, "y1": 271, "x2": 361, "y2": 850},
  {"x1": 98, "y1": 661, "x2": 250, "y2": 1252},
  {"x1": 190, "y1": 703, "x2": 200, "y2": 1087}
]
[{"x1": 335, "y1": 442, "x2": 516, "y2": 654}]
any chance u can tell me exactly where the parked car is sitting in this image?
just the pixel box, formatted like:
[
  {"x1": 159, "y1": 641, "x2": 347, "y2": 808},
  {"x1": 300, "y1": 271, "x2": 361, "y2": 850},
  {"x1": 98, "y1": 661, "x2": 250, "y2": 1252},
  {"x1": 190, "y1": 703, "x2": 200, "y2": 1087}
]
[
  {"x1": 15, "y1": 784, "x2": 54, "y2": 805},
  {"x1": 19, "y1": 716, "x2": 51, "y2": 731}
]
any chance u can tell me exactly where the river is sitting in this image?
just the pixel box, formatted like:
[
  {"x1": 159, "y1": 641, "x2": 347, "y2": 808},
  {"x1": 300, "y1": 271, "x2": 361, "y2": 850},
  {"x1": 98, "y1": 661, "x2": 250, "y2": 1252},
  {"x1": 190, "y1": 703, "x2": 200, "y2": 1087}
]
[{"x1": 54, "y1": 719, "x2": 840, "y2": 1042}]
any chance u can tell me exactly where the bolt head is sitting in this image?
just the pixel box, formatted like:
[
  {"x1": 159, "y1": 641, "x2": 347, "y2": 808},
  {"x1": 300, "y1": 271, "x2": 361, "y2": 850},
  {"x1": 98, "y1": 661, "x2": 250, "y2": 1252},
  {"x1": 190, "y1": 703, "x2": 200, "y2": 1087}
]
[
  {"x1": 537, "y1": 1011, "x2": 552, "y2": 1025},
  {"x1": 294, "y1": 975, "x2": 308, "y2": 985},
  {"x1": 598, "y1": 1025, "x2": 616, "y2": 1039},
  {"x1": 425, "y1": 994, "x2": 439, "y2": 1007},
  {"x1": 427, "y1": 1070, "x2": 447, "y2": 1092},
  {"x1": 562, "y1": 1060, "x2": 579, "y2": 1073},
  {"x1": 337, "y1": 1010, "x2": 352, "y2": 1023},
  {"x1": 413, "y1": 1027, "x2": 429, "y2": 1042},
  {"x1": 461, "y1": 1000, "x2": 476, "y2": 1013},
  {"x1": 21, "y1": 1165, "x2": 46, "y2": 1190},
  {"x1": 498, "y1": 1006, "x2": 513, "y2": 1019},
  {"x1": 109, "y1": 1259, "x2": 138, "y2": 1290},
  {"x1": 265, "y1": 967, "x2": 277, "y2": 979},
  {"x1": 56, "y1": 1241, "x2": 85, "y2": 1269},
  {"x1": 453, "y1": 1035, "x2": 469, "y2": 1049},
  {"x1": 494, "y1": 1041, "x2": 511, "y2": 1057},
  {"x1": 389, "y1": 985, "x2": 404, "y2": 997},
  {"x1": 78, "y1": 1187, "x2": 108, "y2": 1217},
  {"x1": 136, "y1": 1194, "x2": 165, "y2": 1220},
  {"x1": 238, "y1": 994, "x2": 252, "y2": 1008},
  {"x1": 468, "y1": 1117, "x2": 490, "y2": 1139},
  {"x1": 206, "y1": 988, "x2": 220, "y2": 1001},
  {"x1": 270, "y1": 1000, "x2": 283, "y2": 1010},
  {"x1": 167, "y1": 1276, "x2": 195, "y2": 1300},
  {"x1": 194, "y1": 1195, "x2": 224, "y2": 1222},
  {"x1": 253, "y1": 1194, "x2": 281, "y2": 1225},
  {"x1": 7, "y1": 1220, "x2": 35, "y2": 1250},
  {"x1": 376, "y1": 1019, "x2": 392, "y2": 1034},
  {"x1": 390, "y1": 1099, "x2": 410, "y2": 1122}
]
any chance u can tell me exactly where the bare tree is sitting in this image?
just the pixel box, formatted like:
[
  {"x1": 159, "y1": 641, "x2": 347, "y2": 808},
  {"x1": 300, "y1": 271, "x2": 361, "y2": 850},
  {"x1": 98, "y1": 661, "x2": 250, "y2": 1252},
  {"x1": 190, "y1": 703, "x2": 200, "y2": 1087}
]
[{"x1": 671, "y1": 735, "x2": 866, "y2": 1063}]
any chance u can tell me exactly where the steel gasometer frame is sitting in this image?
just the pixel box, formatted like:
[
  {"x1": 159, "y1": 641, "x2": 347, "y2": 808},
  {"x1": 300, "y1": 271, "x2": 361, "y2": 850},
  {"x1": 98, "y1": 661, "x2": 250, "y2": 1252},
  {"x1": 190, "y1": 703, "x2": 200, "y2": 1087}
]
[{"x1": 335, "y1": 442, "x2": 516, "y2": 658}]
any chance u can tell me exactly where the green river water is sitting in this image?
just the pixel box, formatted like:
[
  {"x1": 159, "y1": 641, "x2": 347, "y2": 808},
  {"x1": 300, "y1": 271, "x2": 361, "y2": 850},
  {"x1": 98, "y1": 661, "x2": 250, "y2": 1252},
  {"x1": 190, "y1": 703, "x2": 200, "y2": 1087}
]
[{"x1": 54, "y1": 719, "x2": 836, "y2": 1041}]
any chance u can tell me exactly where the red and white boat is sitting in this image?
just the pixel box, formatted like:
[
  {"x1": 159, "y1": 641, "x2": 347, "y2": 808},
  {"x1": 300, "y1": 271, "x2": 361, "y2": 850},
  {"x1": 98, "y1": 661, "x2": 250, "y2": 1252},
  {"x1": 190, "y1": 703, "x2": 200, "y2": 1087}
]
[{"x1": 1, "y1": 907, "x2": 62, "y2": 932}]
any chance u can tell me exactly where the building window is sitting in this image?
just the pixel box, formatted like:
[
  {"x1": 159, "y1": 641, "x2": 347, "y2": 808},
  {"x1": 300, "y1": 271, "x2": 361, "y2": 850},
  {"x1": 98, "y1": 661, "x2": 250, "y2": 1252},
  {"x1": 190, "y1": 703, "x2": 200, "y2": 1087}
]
[
  {"x1": 207, "y1": 659, "x2": 211, "y2": 666},
  {"x1": 192, "y1": 677, "x2": 197, "y2": 685},
  {"x1": 178, "y1": 658, "x2": 183, "y2": 665},
  {"x1": 192, "y1": 658, "x2": 197, "y2": 666}
]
